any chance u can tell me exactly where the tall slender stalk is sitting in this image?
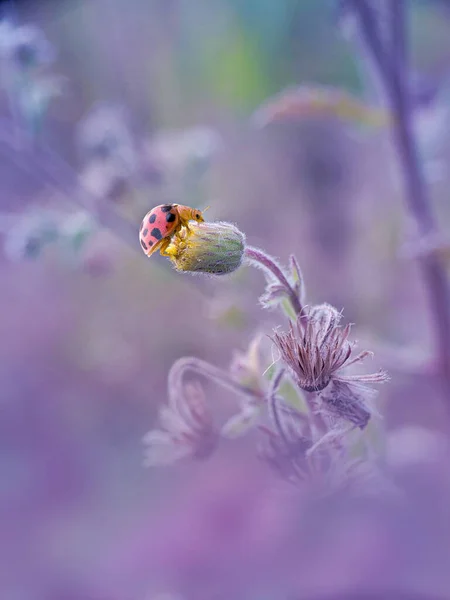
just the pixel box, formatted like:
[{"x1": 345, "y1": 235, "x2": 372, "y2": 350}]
[{"x1": 348, "y1": 0, "x2": 450, "y2": 407}]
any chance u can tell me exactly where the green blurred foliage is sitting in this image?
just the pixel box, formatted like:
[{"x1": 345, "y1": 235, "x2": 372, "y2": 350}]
[
  {"x1": 43, "y1": 0, "x2": 368, "y2": 126},
  {"x1": 42, "y1": 0, "x2": 450, "y2": 129},
  {"x1": 175, "y1": 0, "x2": 360, "y2": 114}
]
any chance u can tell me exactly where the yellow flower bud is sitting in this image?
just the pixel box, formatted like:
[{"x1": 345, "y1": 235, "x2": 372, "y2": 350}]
[{"x1": 166, "y1": 221, "x2": 245, "y2": 276}]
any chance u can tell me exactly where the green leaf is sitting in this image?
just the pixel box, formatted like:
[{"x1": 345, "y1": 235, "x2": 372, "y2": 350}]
[
  {"x1": 281, "y1": 297, "x2": 297, "y2": 320},
  {"x1": 279, "y1": 379, "x2": 307, "y2": 413},
  {"x1": 263, "y1": 367, "x2": 307, "y2": 413}
]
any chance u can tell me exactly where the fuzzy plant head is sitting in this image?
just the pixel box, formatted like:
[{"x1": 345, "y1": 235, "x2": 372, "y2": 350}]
[
  {"x1": 272, "y1": 303, "x2": 388, "y2": 429},
  {"x1": 165, "y1": 221, "x2": 246, "y2": 276},
  {"x1": 272, "y1": 304, "x2": 353, "y2": 393}
]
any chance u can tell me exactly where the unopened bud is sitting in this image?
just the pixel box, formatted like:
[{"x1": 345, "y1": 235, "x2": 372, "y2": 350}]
[{"x1": 167, "y1": 221, "x2": 245, "y2": 276}]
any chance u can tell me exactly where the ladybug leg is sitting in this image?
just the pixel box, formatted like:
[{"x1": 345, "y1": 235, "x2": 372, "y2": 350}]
[
  {"x1": 161, "y1": 231, "x2": 187, "y2": 258},
  {"x1": 178, "y1": 216, "x2": 192, "y2": 233},
  {"x1": 158, "y1": 237, "x2": 172, "y2": 257},
  {"x1": 162, "y1": 248, "x2": 174, "y2": 258},
  {"x1": 163, "y1": 243, "x2": 178, "y2": 258}
]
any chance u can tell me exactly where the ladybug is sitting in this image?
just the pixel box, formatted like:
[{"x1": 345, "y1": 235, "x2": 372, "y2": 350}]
[{"x1": 139, "y1": 203, "x2": 206, "y2": 257}]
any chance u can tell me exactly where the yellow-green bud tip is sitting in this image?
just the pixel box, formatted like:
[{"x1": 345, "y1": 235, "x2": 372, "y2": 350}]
[{"x1": 166, "y1": 221, "x2": 246, "y2": 276}]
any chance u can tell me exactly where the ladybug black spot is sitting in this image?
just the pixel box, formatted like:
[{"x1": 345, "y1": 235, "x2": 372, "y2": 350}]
[
  {"x1": 151, "y1": 228, "x2": 162, "y2": 240},
  {"x1": 166, "y1": 212, "x2": 176, "y2": 223},
  {"x1": 141, "y1": 239, "x2": 148, "y2": 250},
  {"x1": 161, "y1": 204, "x2": 172, "y2": 212},
  {"x1": 149, "y1": 213, "x2": 157, "y2": 224},
  {"x1": 143, "y1": 228, "x2": 148, "y2": 236},
  {"x1": 149, "y1": 240, "x2": 153, "y2": 246}
]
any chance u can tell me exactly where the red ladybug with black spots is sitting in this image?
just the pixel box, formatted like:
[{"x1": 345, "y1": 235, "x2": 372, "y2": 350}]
[{"x1": 139, "y1": 203, "x2": 206, "y2": 257}]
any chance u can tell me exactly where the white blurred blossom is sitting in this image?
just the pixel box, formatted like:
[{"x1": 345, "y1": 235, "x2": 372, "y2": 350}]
[
  {"x1": 3, "y1": 210, "x2": 59, "y2": 261},
  {"x1": 0, "y1": 21, "x2": 54, "y2": 69},
  {"x1": 76, "y1": 104, "x2": 136, "y2": 175},
  {"x1": 143, "y1": 381, "x2": 218, "y2": 466},
  {"x1": 145, "y1": 126, "x2": 222, "y2": 175}
]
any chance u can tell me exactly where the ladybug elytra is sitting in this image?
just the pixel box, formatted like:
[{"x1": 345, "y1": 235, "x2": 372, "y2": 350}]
[{"x1": 139, "y1": 204, "x2": 206, "y2": 257}]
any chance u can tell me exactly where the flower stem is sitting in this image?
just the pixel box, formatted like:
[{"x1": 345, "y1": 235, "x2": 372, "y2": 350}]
[
  {"x1": 267, "y1": 368, "x2": 287, "y2": 440},
  {"x1": 168, "y1": 356, "x2": 264, "y2": 407},
  {"x1": 244, "y1": 245, "x2": 303, "y2": 316},
  {"x1": 349, "y1": 0, "x2": 450, "y2": 407},
  {"x1": 304, "y1": 391, "x2": 328, "y2": 439}
]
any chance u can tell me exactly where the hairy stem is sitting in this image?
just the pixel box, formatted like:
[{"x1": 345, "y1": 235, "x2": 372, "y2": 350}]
[
  {"x1": 304, "y1": 390, "x2": 328, "y2": 439},
  {"x1": 168, "y1": 356, "x2": 264, "y2": 407},
  {"x1": 244, "y1": 245, "x2": 303, "y2": 316}
]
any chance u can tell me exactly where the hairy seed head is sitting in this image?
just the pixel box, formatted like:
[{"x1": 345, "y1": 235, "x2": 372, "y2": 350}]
[
  {"x1": 272, "y1": 303, "x2": 388, "y2": 428},
  {"x1": 272, "y1": 304, "x2": 352, "y2": 392}
]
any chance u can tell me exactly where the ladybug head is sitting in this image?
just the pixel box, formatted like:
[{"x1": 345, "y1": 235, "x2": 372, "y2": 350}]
[
  {"x1": 193, "y1": 205, "x2": 210, "y2": 223},
  {"x1": 193, "y1": 209, "x2": 204, "y2": 223},
  {"x1": 177, "y1": 205, "x2": 205, "y2": 224}
]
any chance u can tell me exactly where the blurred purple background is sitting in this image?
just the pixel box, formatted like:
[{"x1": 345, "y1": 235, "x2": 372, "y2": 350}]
[{"x1": 2, "y1": 1, "x2": 450, "y2": 599}]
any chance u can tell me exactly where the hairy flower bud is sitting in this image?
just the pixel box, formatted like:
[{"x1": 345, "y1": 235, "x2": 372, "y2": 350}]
[
  {"x1": 230, "y1": 334, "x2": 267, "y2": 393},
  {"x1": 143, "y1": 381, "x2": 218, "y2": 466},
  {"x1": 167, "y1": 221, "x2": 245, "y2": 276},
  {"x1": 272, "y1": 303, "x2": 352, "y2": 393}
]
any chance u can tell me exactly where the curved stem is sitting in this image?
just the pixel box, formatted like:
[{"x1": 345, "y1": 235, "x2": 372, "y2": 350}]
[
  {"x1": 244, "y1": 245, "x2": 303, "y2": 316},
  {"x1": 168, "y1": 356, "x2": 264, "y2": 408}
]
